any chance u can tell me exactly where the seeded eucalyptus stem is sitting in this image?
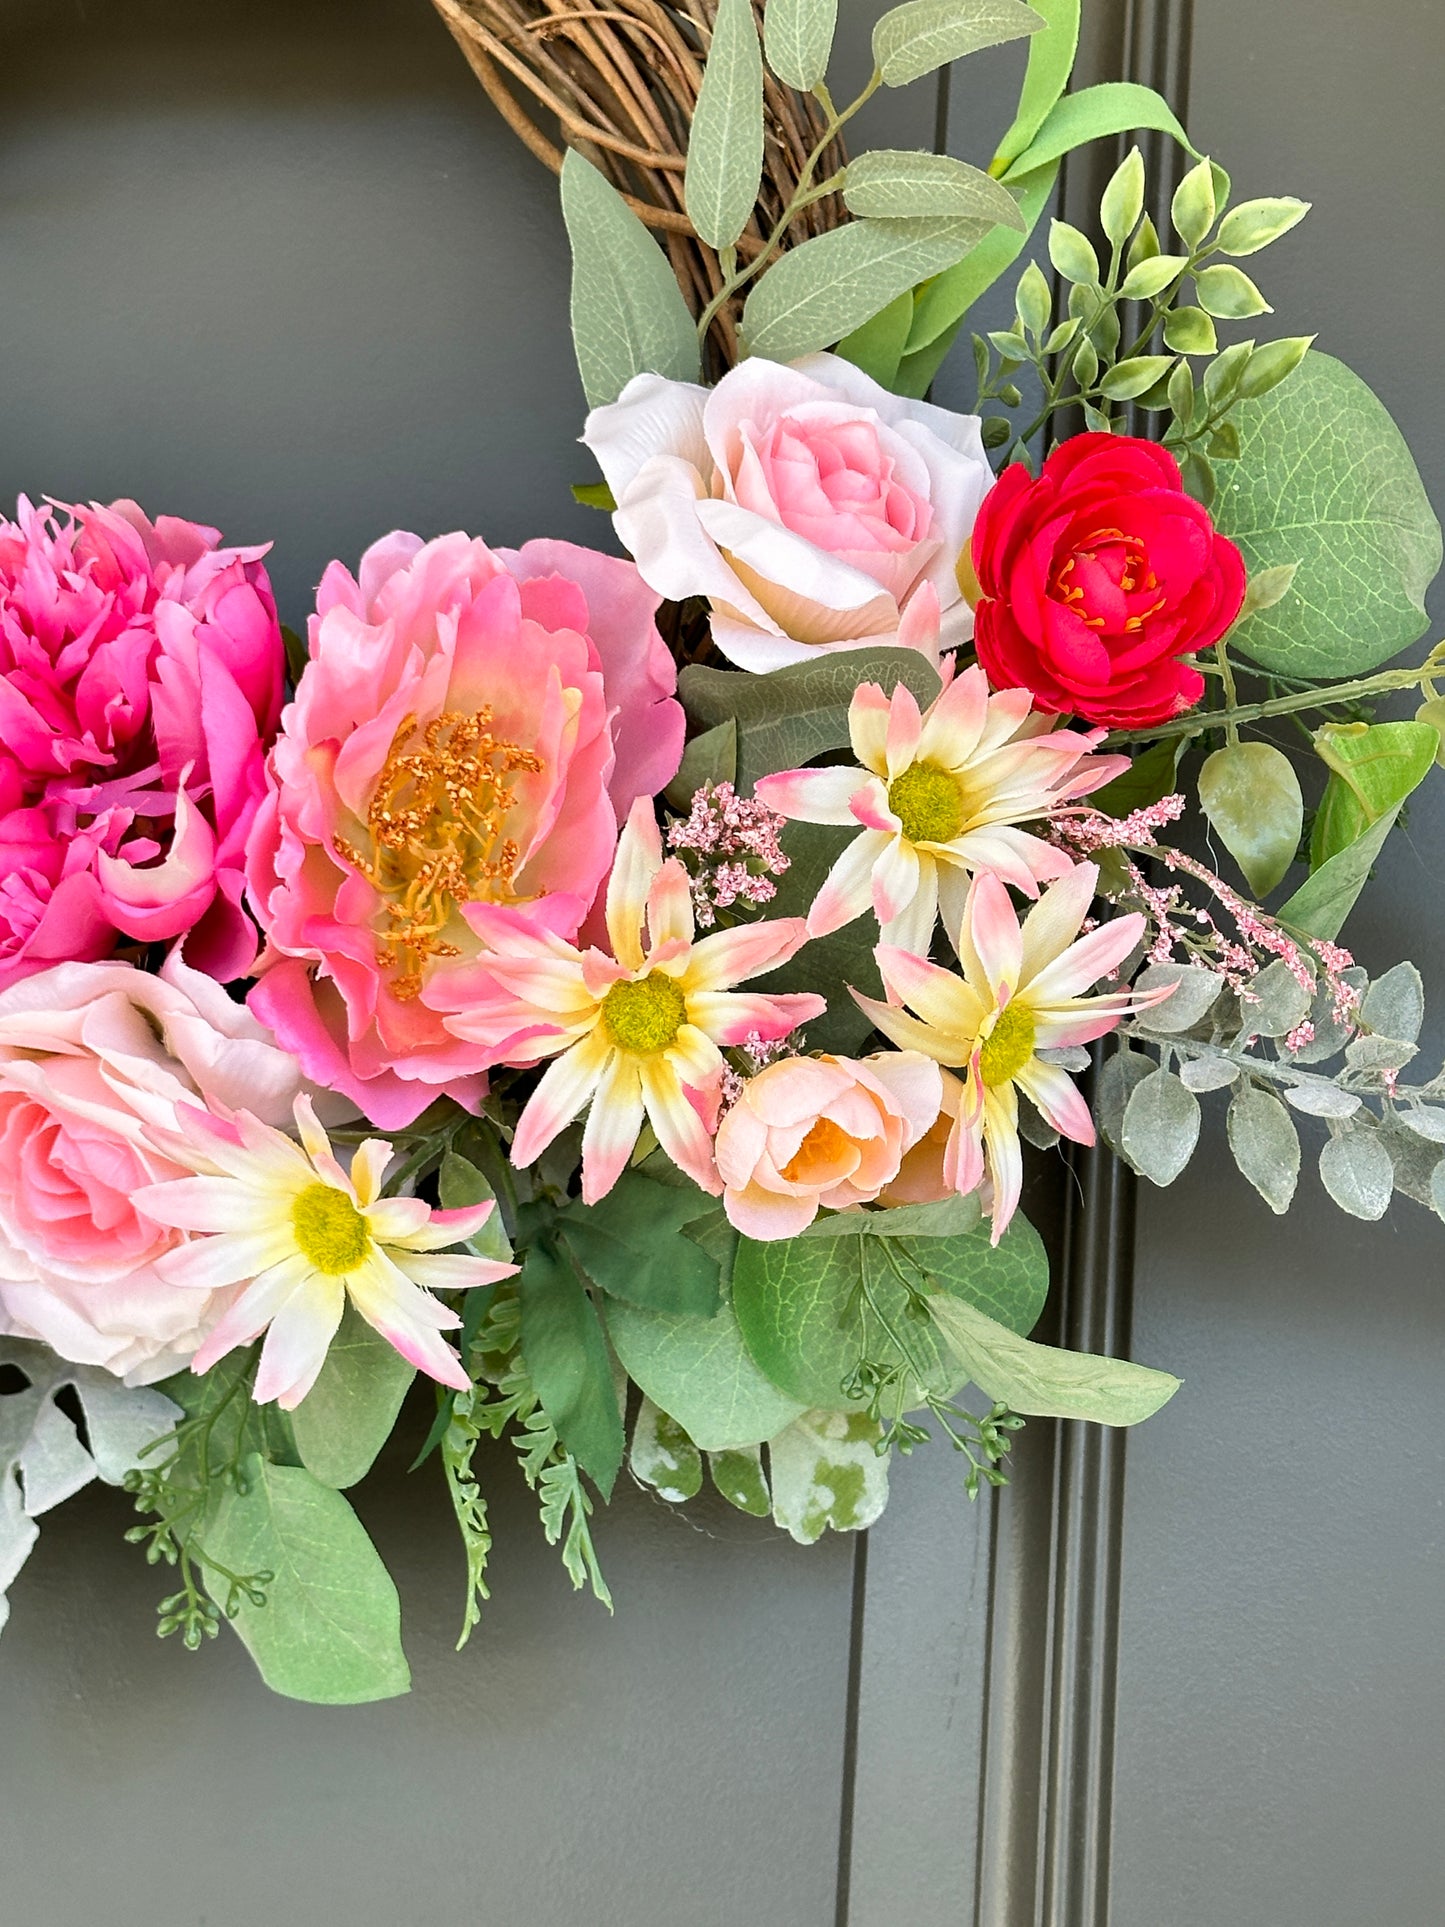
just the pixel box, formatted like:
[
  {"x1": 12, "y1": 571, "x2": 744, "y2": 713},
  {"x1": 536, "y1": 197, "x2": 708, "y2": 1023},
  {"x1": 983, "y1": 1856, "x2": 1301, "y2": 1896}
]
[{"x1": 1105, "y1": 646, "x2": 1445, "y2": 748}]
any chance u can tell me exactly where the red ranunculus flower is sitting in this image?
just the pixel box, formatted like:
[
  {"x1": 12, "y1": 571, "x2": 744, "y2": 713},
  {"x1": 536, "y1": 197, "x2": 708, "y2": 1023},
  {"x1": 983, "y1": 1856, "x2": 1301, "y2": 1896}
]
[{"x1": 969, "y1": 433, "x2": 1246, "y2": 727}]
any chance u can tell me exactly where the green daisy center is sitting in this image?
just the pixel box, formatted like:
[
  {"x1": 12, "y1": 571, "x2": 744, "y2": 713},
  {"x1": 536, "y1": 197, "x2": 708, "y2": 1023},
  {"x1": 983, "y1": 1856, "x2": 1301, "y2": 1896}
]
[
  {"x1": 887, "y1": 761, "x2": 968, "y2": 846},
  {"x1": 978, "y1": 1000, "x2": 1037, "y2": 1088},
  {"x1": 602, "y1": 971, "x2": 688, "y2": 1055},
  {"x1": 292, "y1": 1182, "x2": 371, "y2": 1275}
]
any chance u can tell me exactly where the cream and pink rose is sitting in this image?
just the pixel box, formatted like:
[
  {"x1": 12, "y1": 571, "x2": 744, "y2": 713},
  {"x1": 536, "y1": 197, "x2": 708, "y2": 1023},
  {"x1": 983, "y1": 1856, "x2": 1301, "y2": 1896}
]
[
  {"x1": 582, "y1": 354, "x2": 994, "y2": 673},
  {"x1": 714, "y1": 1051, "x2": 943, "y2": 1239},
  {"x1": 0, "y1": 496, "x2": 285, "y2": 987},
  {"x1": 0, "y1": 954, "x2": 314, "y2": 1382},
  {"x1": 245, "y1": 531, "x2": 684, "y2": 1129}
]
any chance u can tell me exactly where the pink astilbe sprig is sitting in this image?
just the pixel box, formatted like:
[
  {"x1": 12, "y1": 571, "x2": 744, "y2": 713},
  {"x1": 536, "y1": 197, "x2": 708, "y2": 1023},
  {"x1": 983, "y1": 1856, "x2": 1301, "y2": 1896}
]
[
  {"x1": 1055, "y1": 797, "x2": 1361, "y2": 1038},
  {"x1": 667, "y1": 780, "x2": 791, "y2": 928}
]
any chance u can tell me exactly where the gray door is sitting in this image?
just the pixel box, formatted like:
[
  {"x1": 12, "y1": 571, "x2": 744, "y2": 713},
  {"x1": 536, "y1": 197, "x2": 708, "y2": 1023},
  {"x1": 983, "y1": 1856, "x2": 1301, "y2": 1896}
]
[{"x1": 0, "y1": 3, "x2": 1440, "y2": 1924}]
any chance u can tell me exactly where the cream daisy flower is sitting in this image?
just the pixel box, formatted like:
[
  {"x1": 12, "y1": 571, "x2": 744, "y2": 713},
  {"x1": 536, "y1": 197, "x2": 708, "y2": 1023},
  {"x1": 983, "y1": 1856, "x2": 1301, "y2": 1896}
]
[
  {"x1": 853, "y1": 865, "x2": 1170, "y2": 1242},
  {"x1": 755, "y1": 669, "x2": 1126, "y2": 953},
  {"x1": 134, "y1": 1096, "x2": 516, "y2": 1408},
  {"x1": 446, "y1": 797, "x2": 823, "y2": 1202}
]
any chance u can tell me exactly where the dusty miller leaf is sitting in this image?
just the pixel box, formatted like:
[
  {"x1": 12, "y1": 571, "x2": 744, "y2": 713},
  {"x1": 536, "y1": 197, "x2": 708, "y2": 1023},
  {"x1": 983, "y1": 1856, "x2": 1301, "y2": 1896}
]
[
  {"x1": 1318, "y1": 1130, "x2": 1394, "y2": 1222},
  {"x1": 1226, "y1": 1085, "x2": 1300, "y2": 1213},
  {"x1": 1121, "y1": 1069, "x2": 1201, "y2": 1185}
]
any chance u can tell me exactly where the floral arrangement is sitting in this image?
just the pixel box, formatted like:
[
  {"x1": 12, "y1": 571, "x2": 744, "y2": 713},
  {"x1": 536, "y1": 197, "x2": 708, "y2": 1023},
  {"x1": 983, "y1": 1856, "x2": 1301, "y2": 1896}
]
[{"x1": 3, "y1": 0, "x2": 1442, "y2": 1705}]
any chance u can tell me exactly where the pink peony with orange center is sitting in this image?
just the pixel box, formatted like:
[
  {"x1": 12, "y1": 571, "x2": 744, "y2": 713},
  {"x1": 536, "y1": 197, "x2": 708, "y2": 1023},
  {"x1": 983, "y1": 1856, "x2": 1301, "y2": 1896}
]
[{"x1": 245, "y1": 531, "x2": 685, "y2": 1129}]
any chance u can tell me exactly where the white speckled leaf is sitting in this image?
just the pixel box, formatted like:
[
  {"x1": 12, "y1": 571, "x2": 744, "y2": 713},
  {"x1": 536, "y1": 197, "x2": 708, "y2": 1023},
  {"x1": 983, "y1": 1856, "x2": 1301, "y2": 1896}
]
[{"x1": 767, "y1": 1410, "x2": 891, "y2": 1544}]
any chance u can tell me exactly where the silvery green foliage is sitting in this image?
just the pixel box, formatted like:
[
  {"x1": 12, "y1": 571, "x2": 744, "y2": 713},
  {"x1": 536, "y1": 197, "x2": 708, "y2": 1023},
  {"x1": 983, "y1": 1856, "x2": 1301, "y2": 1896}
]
[
  {"x1": 1106, "y1": 960, "x2": 1445, "y2": 1224},
  {"x1": 0, "y1": 1341, "x2": 179, "y2": 1635}
]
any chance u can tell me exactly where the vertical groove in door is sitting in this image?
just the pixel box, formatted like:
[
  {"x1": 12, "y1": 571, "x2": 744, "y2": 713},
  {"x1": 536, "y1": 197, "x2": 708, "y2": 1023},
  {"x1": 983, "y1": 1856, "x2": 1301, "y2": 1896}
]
[{"x1": 972, "y1": 5, "x2": 1196, "y2": 1923}]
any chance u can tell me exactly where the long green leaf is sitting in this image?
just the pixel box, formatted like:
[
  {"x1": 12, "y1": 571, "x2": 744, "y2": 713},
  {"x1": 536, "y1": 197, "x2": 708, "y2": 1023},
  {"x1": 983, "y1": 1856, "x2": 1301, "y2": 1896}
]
[
  {"x1": 992, "y1": 0, "x2": 1080, "y2": 169},
  {"x1": 873, "y1": 0, "x2": 1045, "y2": 89},
  {"x1": 1276, "y1": 808, "x2": 1402, "y2": 943},
  {"x1": 928, "y1": 1295, "x2": 1181, "y2": 1426},
  {"x1": 205, "y1": 1458, "x2": 411, "y2": 1704},
  {"x1": 999, "y1": 79, "x2": 1197, "y2": 180},
  {"x1": 686, "y1": 0, "x2": 765, "y2": 251},
  {"x1": 560, "y1": 149, "x2": 701, "y2": 407},
  {"x1": 742, "y1": 215, "x2": 987, "y2": 363},
  {"x1": 1310, "y1": 721, "x2": 1439, "y2": 867},
  {"x1": 763, "y1": 0, "x2": 837, "y2": 90},
  {"x1": 519, "y1": 1241, "x2": 625, "y2": 1495}
]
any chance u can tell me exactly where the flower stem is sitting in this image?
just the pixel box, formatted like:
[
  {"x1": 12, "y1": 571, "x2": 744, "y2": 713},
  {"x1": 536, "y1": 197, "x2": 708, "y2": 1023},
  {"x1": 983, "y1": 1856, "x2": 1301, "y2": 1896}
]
[{"x1": 1106, "y1": 646, "x2": 1445, "y2": 747}]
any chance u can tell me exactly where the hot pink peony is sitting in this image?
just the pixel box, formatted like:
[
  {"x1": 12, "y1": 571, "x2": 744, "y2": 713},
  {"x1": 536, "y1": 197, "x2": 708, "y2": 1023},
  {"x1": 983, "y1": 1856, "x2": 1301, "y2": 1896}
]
[
  {"x1": 714, "y1": 1050, "x2": 943, "y2": 1239},
  {"x1": 0, "y1": 953, "x2": 315, "y2": 1382},
  {"x1": 0, "y1": 496, "x2": 285, "y2": 985},
  {"x1": 246, "y1": 530, "x2": 685, "y2": 1129}
]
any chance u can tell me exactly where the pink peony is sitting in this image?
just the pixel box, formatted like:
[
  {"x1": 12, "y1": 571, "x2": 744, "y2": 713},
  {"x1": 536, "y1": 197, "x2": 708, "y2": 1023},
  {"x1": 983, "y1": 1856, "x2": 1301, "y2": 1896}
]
[
  {"x1": 246, "y1": 530, "x2": 684, "y2": 1129},
  {"x1": 582, "y1": 354, "x2": 994, "y2": 672},
  {"x1": 714, "y1": 1050, "x2": 943, "y2": 1239},
  {"x1": 0, "y1": 496, "x2": 285, "y2": 986},
  {"x1": 0, "y1": 953, "x2": 315, "y2": 1382}
]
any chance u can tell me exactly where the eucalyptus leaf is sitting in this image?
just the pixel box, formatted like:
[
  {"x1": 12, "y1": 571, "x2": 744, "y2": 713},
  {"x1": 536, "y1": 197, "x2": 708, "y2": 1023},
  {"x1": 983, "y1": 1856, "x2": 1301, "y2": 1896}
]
[
  {"x1": 605, "y1": 1294, "x2": 805, "y2": 1451},
  {"x1": 561, "y1": 150, "x2": 701, "y2": 407},
  {"x1": 872, "y1": 0, "x2": 1045, "y2": 88},
  {"x1": 1226, "y1": 1084, "x2": 1300, "y2": 1213},
  {"x1": 927, "y1": 1295, "x2": 1180, "y2": 1426},
  {"x1": 1198, "y1": 741, "x2": 1303, "y2": 897},
  {"x1": 798, "y1": 1194, "x2": 983, "y2": 1240},
  {"x1": 768, "y1": 1409, "x2": 890, "y2": 1543},
  {"x1": 686, "y1": 0, "x2": 764, "y2": 251},
  {"x1": 762, "y1": 0, "x2": 837, "y2": 89},
  {"x1": 1212, "y1": 353, "x2": 1442, "y2": 679},
  {"x1": 741, "y1": 216, "x2": 988, "y2": 363},
  {"x1": 1318, "y1": 1130, "x2": 1394, "y2": 1222},
  {"x1": 1121, "y1": 1069, "x2": 1201, "y2": 1185},
  {"x1": 844, "y1": 150, "x2": 1025, "y2": 229},
  {"x1": 732, "y1": 1211, "x2": 1049, "y2": 1412},
  {"x1": 205, "y1": 1458, "x2": 410, "y2": 1705},
  {"x1": 290, "y1": 1306, "x2": 414, "y2": 1490}
]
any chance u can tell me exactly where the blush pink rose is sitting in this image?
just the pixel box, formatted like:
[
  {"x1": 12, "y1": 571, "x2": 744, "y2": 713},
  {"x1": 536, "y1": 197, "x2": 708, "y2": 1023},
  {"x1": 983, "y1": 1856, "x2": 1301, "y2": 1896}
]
[
  {"x1": 714, "y1": 1051, "x2": 943, "y2": 1239},
  {"x1": 0, "y1": 953, "x2": 314, "y2": 1382},
  {"x1": 246, "y1": 530, "x2": 684, "y2": 1129},
  {"x1": 0, "y1": 496, "x2": 285, "y2": 986},
  {"x1": 582, "y1": 354, "x2": 994, "y2": 672},
  {"x1": 877, "y1": 1070, "x2": 966, "y2": 1207}
]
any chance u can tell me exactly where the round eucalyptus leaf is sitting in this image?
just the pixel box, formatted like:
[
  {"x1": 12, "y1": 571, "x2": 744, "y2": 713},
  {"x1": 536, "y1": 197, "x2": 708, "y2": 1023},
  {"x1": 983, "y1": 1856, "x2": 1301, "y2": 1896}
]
[{"x1": 1197, "y1": 741, "x2": 1303, "y2": 897}]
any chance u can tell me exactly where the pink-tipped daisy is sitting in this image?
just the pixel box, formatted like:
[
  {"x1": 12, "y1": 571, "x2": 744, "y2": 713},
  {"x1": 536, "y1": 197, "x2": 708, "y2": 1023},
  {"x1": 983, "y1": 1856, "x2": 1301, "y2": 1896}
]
[
  {"x1": 134, "y1": 1095, "x2": 516, "y2": 1408},
  {"x1": 755, "y1": 669, "x2": 1127, "y2": 953},
  {"x1": 446, "y1": 797, "x2": 824, "y2": 1203},
  {"x1": 852, "y1": 864, "x2": 1170, "y2": 1242}
]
